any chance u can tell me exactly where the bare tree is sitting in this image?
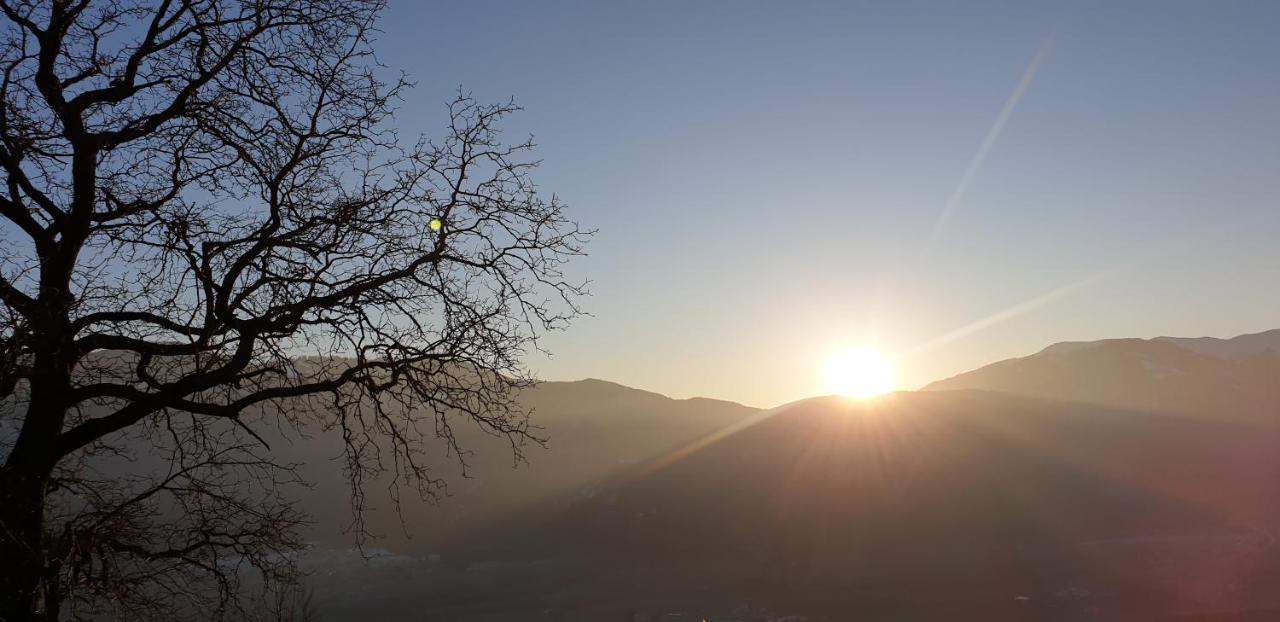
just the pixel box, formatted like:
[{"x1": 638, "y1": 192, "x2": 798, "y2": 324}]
[{"x1": 0, "y1": 1, "x2": 588, "y2": 620}]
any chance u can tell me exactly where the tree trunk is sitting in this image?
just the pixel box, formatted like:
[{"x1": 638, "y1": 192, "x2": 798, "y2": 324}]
[
  {"x1": 3, "y1": 340, "x2": 72, "y2": 622},
  {"x1": 0, "y1": 463, "x2": 49, "y2": 622}
]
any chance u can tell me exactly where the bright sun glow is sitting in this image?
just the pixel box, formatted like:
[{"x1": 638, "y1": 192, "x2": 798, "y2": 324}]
[{"x1": 823, "y1": 346, "x2": 897, "y2": 398}]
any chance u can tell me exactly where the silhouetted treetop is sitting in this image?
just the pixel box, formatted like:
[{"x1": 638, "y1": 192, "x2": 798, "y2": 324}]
[{"x1": 0, "y1": 1, "x2": 589, "y2": 619}]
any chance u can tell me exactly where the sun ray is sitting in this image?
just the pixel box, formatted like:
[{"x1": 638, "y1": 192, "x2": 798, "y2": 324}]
[
  {"x1": 923, "y1": 36, "x2": 1055, "y2": 254},
  {"x1": 899, "y1": 266, "x2": 1114, "y2": 360}
]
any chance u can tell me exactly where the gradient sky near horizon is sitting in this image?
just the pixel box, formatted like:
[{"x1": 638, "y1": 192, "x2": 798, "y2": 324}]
[{"x1": 380, "y1": 1, "x2": 1280, "y2": 408}]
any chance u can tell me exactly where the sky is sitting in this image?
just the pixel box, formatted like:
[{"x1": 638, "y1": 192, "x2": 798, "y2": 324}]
[{"x1": 378, "y1": 0, "x2": 1280, "y2": 408}]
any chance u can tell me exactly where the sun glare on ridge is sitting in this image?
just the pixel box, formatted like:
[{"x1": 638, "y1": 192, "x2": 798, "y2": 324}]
[{"x1": 823, "y1": 346, "x2": 897, "y2": 399}]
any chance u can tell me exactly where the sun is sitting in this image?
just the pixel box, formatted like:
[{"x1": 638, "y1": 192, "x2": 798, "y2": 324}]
[{"x1": 823, "y1": 346, "x2": 897, "y2": 398}]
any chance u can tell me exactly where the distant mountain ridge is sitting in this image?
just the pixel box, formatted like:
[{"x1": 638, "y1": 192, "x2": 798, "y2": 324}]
[
  {"x1": 1156, "y1": 328, "x2": 1280, "y2": 360},
  {"x1": 1037, "y1": 329, "x2": 1280, "y2": 360},
  {"x1": 925, "y1": 329, "x2": 1280, "y2": 419}
]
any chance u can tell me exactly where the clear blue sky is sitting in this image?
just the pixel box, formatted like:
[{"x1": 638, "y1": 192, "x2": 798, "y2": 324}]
[{"x1": 379, "y1": 1, "x2": 1280, "y2": 407}]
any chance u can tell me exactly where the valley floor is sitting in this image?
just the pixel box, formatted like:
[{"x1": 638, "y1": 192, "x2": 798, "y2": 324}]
[{"x1": 295, "y1": 533, "x2": 1280, "y2": 622}]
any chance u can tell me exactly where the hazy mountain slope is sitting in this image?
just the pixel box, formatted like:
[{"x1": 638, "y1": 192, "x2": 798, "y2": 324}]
[
  {"x1": 43, "y1": 372, "x2": 760, "y2": 555},
  {"x1": 924, "y1": 332, "x2": 1280, "y2": 418},
  {"x1": 438, "y1": 391, "x2": 1280, "y2": 621},
  {"x1": 281, "y1": 378, "x2": 760, "y2": 551}
]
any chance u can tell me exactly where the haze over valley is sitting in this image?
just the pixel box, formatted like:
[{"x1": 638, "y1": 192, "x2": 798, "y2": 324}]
[{"x1": 241, "y1": 329, "x2": 1280, "y2": 621}]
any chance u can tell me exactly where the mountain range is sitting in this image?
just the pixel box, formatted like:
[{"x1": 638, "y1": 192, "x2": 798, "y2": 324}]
[
  {"x1": 409, "y1": 328, "x2": 1280, "y2": 620},
  {"x1": 63, "y1": 329, "x2": 1280, "y2": 620}
]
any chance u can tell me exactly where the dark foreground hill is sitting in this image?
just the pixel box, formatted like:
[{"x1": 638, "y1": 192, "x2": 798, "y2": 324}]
[
  {"x1": 924, "y1": 329, "x2": 1280, "y2": 419},
  {"x1": 427, "y1": 390, "x2": 1280, "y2": 621}
]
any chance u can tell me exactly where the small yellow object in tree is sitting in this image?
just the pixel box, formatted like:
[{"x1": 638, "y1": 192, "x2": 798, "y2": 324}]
[{"x1": 429, "y1": 217, "x2": 443, "y2": 232}]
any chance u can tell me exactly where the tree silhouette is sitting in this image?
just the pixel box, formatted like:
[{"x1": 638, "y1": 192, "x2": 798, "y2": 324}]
[{"x1": 0, "y1": 1, "x2": 588, "y2": 619}]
